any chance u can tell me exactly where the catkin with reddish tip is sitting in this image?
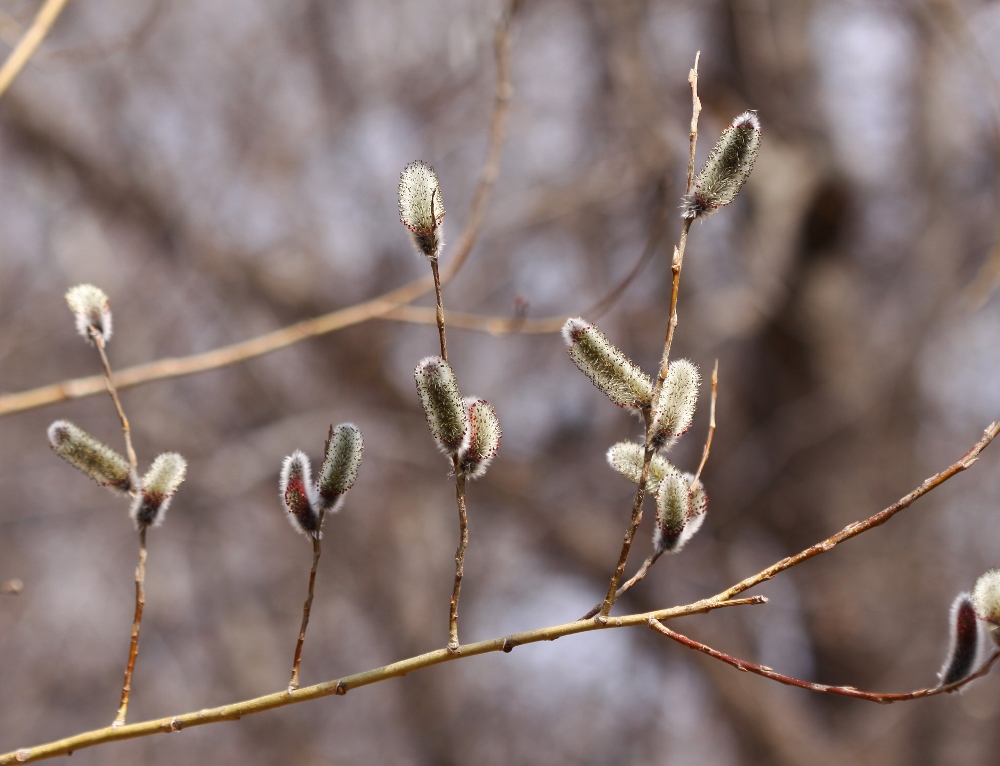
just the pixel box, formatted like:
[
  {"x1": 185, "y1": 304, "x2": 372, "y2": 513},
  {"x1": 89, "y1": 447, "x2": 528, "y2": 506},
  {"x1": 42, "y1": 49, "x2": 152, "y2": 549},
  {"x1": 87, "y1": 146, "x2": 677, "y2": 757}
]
[
  {"x1": 653, "y1": 472, "x2": 707, "y2": 554},
  {"x1": 939, "y1": 594, "x2": 980, "y2": 685},
  {"x1": 281, "y1": 451, "x2": 319, "y2": 537},
  {"x1": 131, "y1": 453, "x2": 187, "y2": 529},
  {"x1": 414, "y1": 356, "x2": 470, "y2": 456},
  {"x1": 48, "y1": 420, "x2": 133, "y2": 493},
  {"x1": 459, "y1": 398, "x2": 501, "y2": 479},
  {"x1": 562, "y1": 318, "x2": 653, "y2": 411},
  {"x1": 399, "y1": 160, "x2": 445, "y2": 258},
  {"x1": 682, "y1": 111, "x2": 761, "y2": 220}
]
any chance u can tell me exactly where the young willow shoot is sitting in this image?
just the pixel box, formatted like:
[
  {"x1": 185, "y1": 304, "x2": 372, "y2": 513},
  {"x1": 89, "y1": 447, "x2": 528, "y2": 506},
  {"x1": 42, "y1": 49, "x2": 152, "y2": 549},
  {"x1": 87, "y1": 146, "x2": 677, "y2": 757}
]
[{"x1": 280, "y1": 424, "x2": 364, "y2": 691}]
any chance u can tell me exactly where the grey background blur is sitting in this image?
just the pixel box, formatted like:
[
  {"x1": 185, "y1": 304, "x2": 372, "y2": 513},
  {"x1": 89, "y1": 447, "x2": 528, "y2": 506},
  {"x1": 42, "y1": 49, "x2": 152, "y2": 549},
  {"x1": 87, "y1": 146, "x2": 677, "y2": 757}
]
[{"x1": 1, "y1": 0, "x2": 1000, "y2": 763}]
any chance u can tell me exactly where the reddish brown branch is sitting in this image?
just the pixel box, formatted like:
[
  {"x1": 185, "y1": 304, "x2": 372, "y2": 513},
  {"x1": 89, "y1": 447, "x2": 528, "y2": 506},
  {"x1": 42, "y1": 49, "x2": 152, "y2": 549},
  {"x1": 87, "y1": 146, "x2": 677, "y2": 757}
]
[{"x1": 114, "y1": 528, "x2": 147, "y2": 726}]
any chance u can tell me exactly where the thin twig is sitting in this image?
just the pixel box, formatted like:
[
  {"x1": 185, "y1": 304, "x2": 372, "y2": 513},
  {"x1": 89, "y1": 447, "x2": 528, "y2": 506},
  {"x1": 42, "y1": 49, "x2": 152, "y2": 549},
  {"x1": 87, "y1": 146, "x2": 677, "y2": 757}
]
[
  {"x1": 0, "y1": 597, "x2": 766, "y2": 765},
  {"x1": 93, "y1": 335, "x2": 137, "y2": 472},
  {"x1": 597, "y1": 52, "x2": 702, "y2": 619},
  {"x1": 580, "y1": 550, "x2": 662, "y2": 621},
  {"x1": 0, "y1": 578, "x2": 23, "y2": 595},
  {"x1": 0, "y1": 2, "x2": 518, "y2": 420},
  {"x1": 690, "y1": 358, "x2": 718, "y2": 489},
  {"x1": 649, "y1": 619, "x2": 1000, "y2": 704},
  {"x1": 113, "y1": 528, "x2": 147, "y2": 727},
  {"x1": 430, "y1": 259, "x2": 448, "y2": 362},
  {"x1": 448, "y1": 464, "x2": 469, "y2": 652},
  {"x1": 288, "y1": 531, "x2": 323, "y2": 692},
  {"x1": 0, "y1": 0, "x2": 71, "y2": 100}
]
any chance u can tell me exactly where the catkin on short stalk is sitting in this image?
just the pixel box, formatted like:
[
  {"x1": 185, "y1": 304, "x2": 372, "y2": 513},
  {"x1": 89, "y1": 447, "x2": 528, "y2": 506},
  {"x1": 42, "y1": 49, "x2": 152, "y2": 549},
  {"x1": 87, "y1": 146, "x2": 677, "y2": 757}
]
[
  {"x1": 48, "y1": 420, "x2": 133, "y2": 493},
  {"x1": 414, "y1": 356, "x2": 470, "y2": 456},
  {"x1": 317, "y1": 423, "x2": 364, "y2": 512},
  {"x1": 398, "y1": 160, "x2": 445, "y2": 258},
  {"x1": 682, "y1": 111, "x2": 761, "y2": 220},
  {"x1": 606, "y1": 441, "x2": 676, "y2": 497},
  {"x1": 562, "y1": 318, "x2": 653, "y2": 411},
  {"x1": 131, "y1": 453, "x2": 187, "y2": 529},
  {"x1": 65, "y1": 284, "x2": 113, "y2": 345},
  {"x1": 939, "y1": 593, "x2": 980, "y2": 685},
  {"x1": 653, "y1": 472, "x2": 707, "y2": 554},
  {"x1": 281, "y1": 451, "x2": 320, "y2": 537},
  {"x1": 459, "y1": 398, "x2": 501, "y2": 479},
  {"x1": 650, "y1": 359, "x2": 700, "y2": 450}
]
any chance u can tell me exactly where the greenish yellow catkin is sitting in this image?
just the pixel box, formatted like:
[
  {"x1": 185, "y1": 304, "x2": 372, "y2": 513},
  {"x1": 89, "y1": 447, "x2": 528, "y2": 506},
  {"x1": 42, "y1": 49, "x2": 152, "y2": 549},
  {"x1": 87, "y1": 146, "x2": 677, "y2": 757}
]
[
  {"x1": 606, "y1": 441, "x2": 675, "y2": 496},
  {"x1": 653, "y1": 471, "x2": 707, "y2": 554},
  {"x1": 650, "y1": 359, "x2": 700, "y2": 450},
  {"x1": 415, "y1": 356, "x2": 470, "y2": 456},
  {"x1": 47, "y1": 420, "x2": 132, "y2": 493},
  {"x1": 562, "y1": 318, "x2": 653, "y2": 411},
  {"x1": 938, "y1": 593, "x2": 980, "y2": 685},
  {"x1": 317, "y1": 423, "x2": 364, "y2": 512},
  {"x1": 682, "y1": 111, "x2": 761, "y2": 220},
  {"x1": 281, "y1": 450, "x2": 320, "y2": 537},
  {"x1": 398, "y1": 160, "x2": 445, "y2": 258},
  {"x1": 65, "y1": 284, "x2": 112, "y2": 345},
  {"x1": 459, "y1": 398, "x2": 501, "y2": 479},
  {"x1": 973, "y1": 569, "x2": 1000, "y2": 648},
  {"x1": 131, "y1": 453, "x2": 187, "y2": 529}
]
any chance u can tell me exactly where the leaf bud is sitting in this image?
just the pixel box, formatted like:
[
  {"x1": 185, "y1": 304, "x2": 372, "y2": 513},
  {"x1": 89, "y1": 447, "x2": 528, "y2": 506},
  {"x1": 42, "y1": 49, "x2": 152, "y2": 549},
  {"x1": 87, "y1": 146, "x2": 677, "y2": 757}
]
[
  {"x1": 414, "y1": 356, "x2": 470, "y2": 456},
  {"x1": 48, "y1": 420, "x2": 133, "y2": 493},
  {"x1": 459, "y1": 398, "x2": 501, "y2": 479},
  {"x1": 317, "y1": 423, "x2": 364, "y2": 512},
  {"x1": 131, "y1": 452, "x2": 187, "y2": 529},
  {"x1": 280, "y1": 450, "x2": 320, "y2": 537},
  {"x1": 650, "y1": 359, "x2": 700, "y2": 450},
  {"x1": 939, "y1": 593, "x2": 981, "y2": 685},
  {"x1": 682, "y1": 111, "x2": 761, "y2": 220},
  {"x1": 398, "y1": 160, "x2": 445, "y2": 258},
  {"x1": 65, "y1": 284, "x2": 112, "y2": 345},
  {"x1": 562, "y1": 318, "x2": 653, "y2": 411}
]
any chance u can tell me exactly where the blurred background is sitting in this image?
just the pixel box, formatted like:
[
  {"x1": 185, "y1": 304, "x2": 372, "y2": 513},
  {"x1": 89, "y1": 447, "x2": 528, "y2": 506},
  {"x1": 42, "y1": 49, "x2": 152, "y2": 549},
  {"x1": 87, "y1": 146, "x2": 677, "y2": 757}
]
[{"x1": 1, "y1": 0, "x2": 1000, "y2": 762}]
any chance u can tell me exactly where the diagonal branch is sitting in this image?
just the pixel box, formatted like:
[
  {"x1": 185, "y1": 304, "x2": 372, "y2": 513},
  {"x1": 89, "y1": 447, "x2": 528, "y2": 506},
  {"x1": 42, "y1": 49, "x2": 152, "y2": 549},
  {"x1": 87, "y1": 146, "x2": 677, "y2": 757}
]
[
  {"x1": 0, "y1": 0, "x2": 71, "y2": 100},
  {"x1": 649, "y1": 618, "x2": 1000, "y2": 704}
]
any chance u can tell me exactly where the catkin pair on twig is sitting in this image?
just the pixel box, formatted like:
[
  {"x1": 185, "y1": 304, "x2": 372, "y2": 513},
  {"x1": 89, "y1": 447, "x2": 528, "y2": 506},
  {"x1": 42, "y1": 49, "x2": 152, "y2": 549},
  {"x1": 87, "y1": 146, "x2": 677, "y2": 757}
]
[
  {"x1": 414, "y1": 356, "x2": 501, "y2": 479},
  {"x1": 280, "y1": 424, "x2": 364, "y2": 537}
]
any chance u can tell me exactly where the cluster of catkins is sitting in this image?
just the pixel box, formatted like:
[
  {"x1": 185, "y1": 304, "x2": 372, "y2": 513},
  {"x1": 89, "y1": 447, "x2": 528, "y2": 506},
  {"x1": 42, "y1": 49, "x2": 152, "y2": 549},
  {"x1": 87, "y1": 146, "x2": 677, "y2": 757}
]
[
  {"x1": 939, "y1": 570, "x2": 1000, "y2": 685},
  {"x1": 49, "y1": 285, "x2": 187, "y2": 530},
  {"x1": 562, "y1": 319, "x2": 704, "y2": 555}
]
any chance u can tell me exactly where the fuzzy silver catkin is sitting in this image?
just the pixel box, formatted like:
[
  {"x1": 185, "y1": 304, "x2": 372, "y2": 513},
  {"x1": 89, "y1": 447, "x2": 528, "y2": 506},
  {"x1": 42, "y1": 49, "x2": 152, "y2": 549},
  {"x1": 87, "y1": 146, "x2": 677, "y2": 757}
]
[
  {"x1": 653, "y1": 472, "x2": 707, "y2": 554},
  {"x1": 414, "y1": 356, "x2": 470, "y2": 456},
  {"x1": 459, "y1": 398, "x2": 501, "y2": 479},
  {"x1": 682, "y1": 111, "x2": 761, "y2": 220},
  {"x1": 972, "y1": 569, "x2": 1000, "y2": 647},
  {"x1": 939, "y1": 593, "x2": 981, "y2": 685},
  {"x1": 606, "y1": 441, "x2": 675, "y2": 497},
  {"x1": 317, "y1": 423, "x2": 364, "y2": 512},
  {"x1": 398, "y1": 160, "x2": 445, "y2": 258},
  {"x1": 48, "y1": 420, "x2": 132, "y2": 493},
  {"x1": 562, "y1": 318, "x2": 653, "y2": 411},
  {"x1": 650, "y1": 359, "x2": 700, "y2": 450},
  {"x1": 131, "y1": 452, "x2": 187, "y2": 529},
  {"x1": 280, "y1": 450, "x2": 320, "y2": 537},
  {"x1": 65, "y1": 284, "x2": 112, "y2": 345}
]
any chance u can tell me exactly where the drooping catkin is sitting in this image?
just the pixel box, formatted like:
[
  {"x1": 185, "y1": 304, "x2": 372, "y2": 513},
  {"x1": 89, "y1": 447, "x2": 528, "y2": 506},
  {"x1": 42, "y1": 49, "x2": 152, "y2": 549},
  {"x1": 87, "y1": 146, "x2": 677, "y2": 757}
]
[
  {"x1": 606, "y1": 441, "x2": 675, "y2": 496},
  {"x1": 317, "y1": 423, "x2": 364, "y2": 512},
  {"x1": 653, "y1": 472, "x2": 707, "y2": 554},
  {"x1": 682, "y1": 111, "x2": 761, "y2": 220},
  {"x1": 398, "y1": 160, "x2": 445, "y2": 258},
  {"x1": 972, "y1": 569, "x2": 1000, "y2": 647},
  {"x1": 459, "y1": 398, "x2": 501, "y2": 479},
  {"x1": 562, "y1": 318, "x2": 653, "y2": 411},
  {"x1": 280, "y1": 450, "x2": 319, "y2": 537},
  {"x1": 131, "y1": 453, "x2": 187, "y2": 529},
  {"x1": 650, "y1": 359, "x2": 700, "y2": 450},
  {"x1": 65, "y1": 284, "x2": 112, "y2": 345},
  {"x1": 414, "y1": 356, "x2": 470, "y2": 456},
  {"x1": 48, "y1": 420, "x2": 133, "y2": 493},
  {"x1": 939, "y1": 594, "x2": 980, "y2": 685}
]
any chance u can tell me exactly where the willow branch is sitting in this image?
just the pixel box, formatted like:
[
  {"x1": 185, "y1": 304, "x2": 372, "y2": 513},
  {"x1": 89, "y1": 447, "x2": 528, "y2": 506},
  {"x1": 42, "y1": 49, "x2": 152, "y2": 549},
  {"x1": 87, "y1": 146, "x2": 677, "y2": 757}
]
[
  {"x1": 0, "y1": 596, "x2": 765, "y2": 764},
  {"x1": 0, "y1": 0, "x2": 71, "y2": 100},
  {"x1": 288, "y1": 532, "x2": 322, "y2": 692},
  {"x1": 113, "y1": 528, "x2": 147, "y2": 727},
  {"x1": 93, "y1": 335, "x2": 137, "y2": 472},
  {"x1": 690, "y1": 358, "x2": 718, "y2": 489},
  {"x1": 649, "y1": 619, "x2": 1000, "y2": 704},
  {"x1": 0, "y1": 2, "x2": 516, "y2": 420},
  {"x1": 448, "y1": 464, "x2": 469, "y2": 652}
]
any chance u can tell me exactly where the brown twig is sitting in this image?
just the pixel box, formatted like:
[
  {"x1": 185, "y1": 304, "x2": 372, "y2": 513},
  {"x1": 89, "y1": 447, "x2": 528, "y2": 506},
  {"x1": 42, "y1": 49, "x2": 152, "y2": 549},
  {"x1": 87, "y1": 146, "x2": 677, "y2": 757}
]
[
  {"x1": 0, "y1": 2, "x2": 517, "y2": 420},
  {"x1": 113, "y1": 528, "x2": 147, "y2": 727},
  {"x1": 0, "y1": 596, "x2": 766, "y2": 765},
  {"x1": 93, "y1": 335, "x2": 137, "y2": 472},
  {"x1": 649, "y1": 618, "x2": 1000, "y2": 704},
  {"x1": 0, "y1": 578, "x2": 23, "y2": 595},
  {"x1": 288, "y1": 530, "x2": 323, "y2": 692},
  {"x1": 597, "y1": 52, "x2": 702, "y2": 619},
  {"x1": 690, "y1": 358, "x2": 718, "y2": 489},
  {"x1": 0, "y1": 0, "x2": 71, "y2": 100},
  {"x1": 430, "y1": 259, "x2": 448, "y2": 361},
  {"x1": 448, "y1": 464, "x2": 469, "y2": 652}
]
